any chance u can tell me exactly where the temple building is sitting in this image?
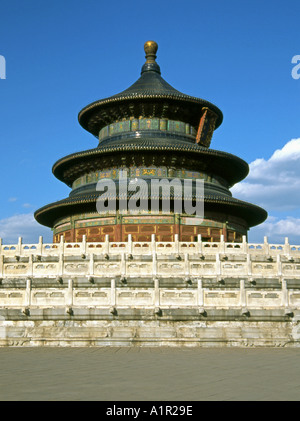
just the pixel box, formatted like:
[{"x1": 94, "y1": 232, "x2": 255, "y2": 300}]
[
  {"x1": 34, "y1": 41, "x2": 267, "y2": 243},
  {"x1": 2, "y1": 42, "x2": 300, "y2": 349}
]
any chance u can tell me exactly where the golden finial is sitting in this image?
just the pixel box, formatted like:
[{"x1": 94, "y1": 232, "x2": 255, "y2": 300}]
[{"x1": 144, "y1": 41, "x2": 158, "y2": 63}]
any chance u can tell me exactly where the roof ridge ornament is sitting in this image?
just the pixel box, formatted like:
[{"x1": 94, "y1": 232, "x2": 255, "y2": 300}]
[{"x1": 141, "y1": 40, "x2": 161, "y2": 75}]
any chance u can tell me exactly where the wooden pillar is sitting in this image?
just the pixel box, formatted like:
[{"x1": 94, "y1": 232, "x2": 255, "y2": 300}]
[
  {"x1": 222, "y1": 222, "x2": 227, "y2": 242},
  {"x1": 174, "y1": 214, "x2": 180, "y2": 240},
  {"x1": 115, "y1": 212, "x2": 122, "y2": 242},
  {"x1": 71, "y1": 216, "x2": 76, "y2": 242}
]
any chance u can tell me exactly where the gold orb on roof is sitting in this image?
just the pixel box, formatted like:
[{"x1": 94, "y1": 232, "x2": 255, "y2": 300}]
[{"x1": 144, "y1": 41, "x2": 158, "y2": 62}]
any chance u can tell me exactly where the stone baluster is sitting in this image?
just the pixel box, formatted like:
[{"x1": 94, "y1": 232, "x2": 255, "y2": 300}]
[
  {"x1": 82, "y1": 235, "x2": 87, "y2": 255},
  {"x1": 220, "y1": 234, "x2": 225, "y2": 253},
  {"x1": 242, "y1": 235, "x2": 247, "y2": 253},
  {"x1": 197, "y1": 234, "x2": 202, "y2": 254},
  {"x1": 25, "y1": 279, "x2": 31, "y2": 307},
  {"x1": 154, "y1": 278, "x2": 160, "y2": 308},
  {"x1": 18, "y1": 237, "x2": 22, "y2": 256},
  {"x1": 263, "y1": 236, "x2": 269, "y2": 254},
  {"x1": 58, "y1": 251, "x2": 64, "y2": 278},
  {"x1": 197, "y1": 278, "x2": 204, "y2": 307},
  {"x1": 277, "y1": 254, "x2": 282, "y2": 276},
  {"x1": 105, "y1": 235, "x2": 109, "y2": 254},
  {"x1": 151, "y1": 234, "x2": 156, "y2": 254},
  {"x1": 38, "y1": 236, "x2": 43, "y2": 255},
  {"x1": 111, "y1": 278, "x2": 116, "y2": 307},
  {"x1": 66, "y1": 279, "x2": 73, "y2": 307},
  {"x1": 152, "y1": 252, "x2": 157, "y2": 277},
  {"x1": 281, "y1": 279, "x2": 289, "y2": 308},
  {"x1": 59, "y1": 235, "x2": 64, "y2": 254},
  {"x1": 89, "y1": 252, "x2": 94, "y2": 276},
  {"x1": 216, "y1": 252, "x2": 221, "y2": 276},
  {"x1": 247, "y1": 253, "x2": 252, "y2": 276},
  {"x1": 0, "y1": 255, "x2": 3, "y2": 277},
  {"x1": 175, "y1": 234, "x2": 179, "y2": 255},
  {"x1": 121, "y1": 252, "x2": 126, "y2": 279},
  {"x1": 29, "y1": 254, "x2": 34, "y2": 277},
  {"x1": 184, "y1": 253, "x2": 189, "y2": 278},
  {"x1": 128, "y1": 234, "x2": 133, "y2": 254},
  {"x1": 284, "y1": 237, "x2": 290, "y2": 255},
  {"x1": 240, "y1": 279, "x2": 247, "y2": 307}
]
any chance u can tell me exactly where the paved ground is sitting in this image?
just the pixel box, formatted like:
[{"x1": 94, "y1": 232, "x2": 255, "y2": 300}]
[{"x1": 0, "y1": 347, "x2": 299, "y2": 401}]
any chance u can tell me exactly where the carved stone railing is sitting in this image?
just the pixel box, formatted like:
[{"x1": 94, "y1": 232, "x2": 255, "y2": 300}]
[
  {"x1": 0, "y1": 234, "x2": 299, "y2": 315},
  {"x1": 1, "y1": 234, "x2": 300, "y2": 257},
  {"x1": 0, "y1": 277, "x2": 298, "y2": 312}
]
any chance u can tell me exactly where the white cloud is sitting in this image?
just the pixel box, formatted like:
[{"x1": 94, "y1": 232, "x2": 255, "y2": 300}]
[
  {"x1": 232, "y1": 138, "x2": 300, "y2": 211},
  {"x1": 0, "y1": 213, "x2": 52, "y2": 244},
  {"x1": 231, "y1": 138, "x2": 300, "y2": 245},
  {"x1": 249, "y1": 216, "x2": 300, "y2": 245}
]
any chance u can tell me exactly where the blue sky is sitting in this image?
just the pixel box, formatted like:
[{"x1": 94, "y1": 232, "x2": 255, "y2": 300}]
[{"x1": 0, "y1": 0, "x2": 300, "y2": 244}]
